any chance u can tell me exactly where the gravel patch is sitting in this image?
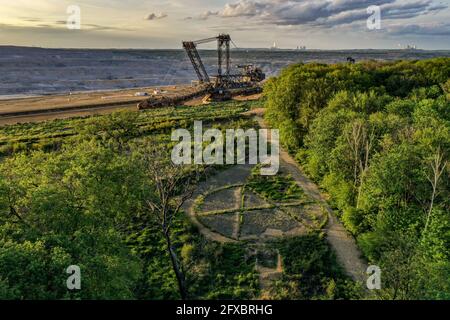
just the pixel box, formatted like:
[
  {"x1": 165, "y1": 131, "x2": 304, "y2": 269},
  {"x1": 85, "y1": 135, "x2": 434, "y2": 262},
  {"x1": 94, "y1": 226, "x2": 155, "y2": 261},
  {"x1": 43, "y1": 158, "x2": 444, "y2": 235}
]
[
  {"x1": 198, "y1": 212, "x2": 237, "y2": 239},
  {"x1": 240, "y1": 209, "x2": 299, "y2": 237}
]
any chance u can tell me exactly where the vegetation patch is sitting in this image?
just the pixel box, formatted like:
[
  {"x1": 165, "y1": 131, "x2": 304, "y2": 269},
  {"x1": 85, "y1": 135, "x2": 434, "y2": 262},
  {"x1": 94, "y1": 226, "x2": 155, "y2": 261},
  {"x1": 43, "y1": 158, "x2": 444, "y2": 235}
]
[
  {"x1": 265, "y1": 233, "x2": 361, "y2": 300},
  {"x1": 282, "y1": 205, "x2": 327, "y2": 230},
  {"x1": 240, "y1": 209, "x2": 299, "y2": 237},
  {"x1": 243, "y1": 190, "x2": 270, "y2": 208},
  {"x1": 264, "y1": 58, "x2": 450, "y2": 299},
  {"x1": 246, "y1": 167, "x2": 305, "y2": 203},
  {"x1": 0, "y1": 100, "x2": 260, "y2": 299}
]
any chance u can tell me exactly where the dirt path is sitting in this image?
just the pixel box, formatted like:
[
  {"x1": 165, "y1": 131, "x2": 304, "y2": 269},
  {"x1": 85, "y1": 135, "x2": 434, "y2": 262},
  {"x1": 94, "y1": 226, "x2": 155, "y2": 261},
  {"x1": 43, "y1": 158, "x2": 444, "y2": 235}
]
[
  {"x1": 232, "y1": 187, "x2": 242, "y2": 240},
  {"x1": 257, "y1": 250, "x2": 283, "y2": 297},
  {"x1": 183, "y1": 110, "x2": 368, "y2": 286},
  {"x1": 0, "y1": 84, "x2": 193, "y2": 125},
  {"x1": 254, "y1": 115, "x2": 368, "y2": 283}
]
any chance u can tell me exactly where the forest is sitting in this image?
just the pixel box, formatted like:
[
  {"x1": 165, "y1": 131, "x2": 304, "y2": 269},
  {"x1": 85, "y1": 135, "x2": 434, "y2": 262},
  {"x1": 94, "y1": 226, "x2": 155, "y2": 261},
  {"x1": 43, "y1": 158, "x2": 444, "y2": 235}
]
[
  {"x1": 264, "y1": 58, "x2": 450, "y2": 299},
  {"x1": 0, "y1": 99, "x2": 357, "y2": 300},
  {"x1": 0, "y1": 103, "x2": 268, "y2": 299},
  {"x1": 0, "y1": 58, "x2": 448, "y2": 300}
]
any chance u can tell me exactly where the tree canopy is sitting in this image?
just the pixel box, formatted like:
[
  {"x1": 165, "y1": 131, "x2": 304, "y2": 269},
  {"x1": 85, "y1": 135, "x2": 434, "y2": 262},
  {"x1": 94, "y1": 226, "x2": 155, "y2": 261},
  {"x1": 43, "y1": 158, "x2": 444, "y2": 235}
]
[{"x1": 264, "y1": 58, "x2": 450, "y2": 299}]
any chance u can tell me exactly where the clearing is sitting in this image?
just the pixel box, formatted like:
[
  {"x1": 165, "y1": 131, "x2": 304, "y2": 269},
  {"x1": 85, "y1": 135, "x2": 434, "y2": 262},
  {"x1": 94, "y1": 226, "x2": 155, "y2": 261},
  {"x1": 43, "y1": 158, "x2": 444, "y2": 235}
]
[{"x1": 184, "y1": 111, "x2": 368, "y2": 295}]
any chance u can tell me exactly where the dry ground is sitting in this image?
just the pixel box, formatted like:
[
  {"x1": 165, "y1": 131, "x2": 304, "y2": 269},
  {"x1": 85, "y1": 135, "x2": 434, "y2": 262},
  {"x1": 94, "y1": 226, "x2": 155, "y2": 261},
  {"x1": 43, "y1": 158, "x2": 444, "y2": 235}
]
[
  {"x1": 0, "y1": 85, "x2": 191, "y2": 125},
  {"x1": 0, "y1": 87, "x2": 262, "y2": 125}
]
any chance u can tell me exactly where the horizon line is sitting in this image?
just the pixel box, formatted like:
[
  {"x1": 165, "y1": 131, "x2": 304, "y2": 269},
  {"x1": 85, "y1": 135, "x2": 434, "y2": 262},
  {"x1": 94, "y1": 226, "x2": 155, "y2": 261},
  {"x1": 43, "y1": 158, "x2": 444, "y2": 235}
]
[{"x1": 2, "y1": 44, "x2": 450, "y2": 51}]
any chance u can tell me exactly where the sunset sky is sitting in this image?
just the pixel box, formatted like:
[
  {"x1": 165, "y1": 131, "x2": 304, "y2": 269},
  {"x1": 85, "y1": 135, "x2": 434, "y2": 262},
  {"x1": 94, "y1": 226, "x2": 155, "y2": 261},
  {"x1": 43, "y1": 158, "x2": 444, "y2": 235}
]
[{"x1": 0, "y1": 0, "x2": 449, "y2": 49}]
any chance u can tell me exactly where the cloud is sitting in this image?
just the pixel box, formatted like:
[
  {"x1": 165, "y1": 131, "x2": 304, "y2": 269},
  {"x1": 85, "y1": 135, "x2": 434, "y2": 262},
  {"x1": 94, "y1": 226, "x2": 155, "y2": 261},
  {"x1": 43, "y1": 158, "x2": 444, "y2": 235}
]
[
  {"x1": 387, "y1": 22, "x2": 450, "y2": 36},
  {"x1": 213, "y1": 0, "x2": 448, "y2": 27},
  {"x1": 53, "y1": 20, "x2": 135, "y2": 32},
  {"x1": 144, "y1": 12, "x2": 168, "y2": 20},
  {"x1": 222, "y1": 1, "x2": 268, "y2": 17},
  {"x1": 188, "y1": 10, "x2": 219, "y2": 20},
  {"x1": 0, "y1": 23, "x2": 169, "y2": 49},
  {"x1": 200, "y1": 10, "x2": 220, "y2": 20},
  {"x1": 20, "y1": 17, "x2": 42, "y2": 23}
]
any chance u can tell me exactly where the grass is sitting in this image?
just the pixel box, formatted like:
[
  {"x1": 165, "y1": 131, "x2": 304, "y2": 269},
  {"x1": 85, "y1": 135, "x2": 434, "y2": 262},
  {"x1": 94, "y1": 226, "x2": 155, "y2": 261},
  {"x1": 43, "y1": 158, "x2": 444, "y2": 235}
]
[
  {"x1": 240, "y1": 209, "x2": 299, "y2": 237},
  {"x1": 246, "y1": 166, "x2": 305, "y2": 202},
  {"x1": 0, "y1": 97, "x2": 353, "y2": 300},
  {"x1": 127, "y1": 211, "x2": 259, "y2": 300},
  {"x1": 256, "y1": 249, "x2": 278, "y2": 269},
  {"x1": 265, "y1": 233, "x2": 362, "y2": 300},
  {"x1": 0, "y1": 101, "x2": 252, "y2": 156}
]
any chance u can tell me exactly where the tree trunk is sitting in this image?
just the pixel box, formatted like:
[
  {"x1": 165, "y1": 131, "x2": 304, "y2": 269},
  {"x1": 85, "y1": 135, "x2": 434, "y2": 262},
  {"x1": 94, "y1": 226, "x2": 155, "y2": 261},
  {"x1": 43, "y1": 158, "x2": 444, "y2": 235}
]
[
  {"x1": 164, "y1": 232, "x2": 188, "y2": 300},
  {"x1": 424, "y1": 184, "x2": 436, "y2": 232},
  {"x1": 424, "y1": 150, "x2": 447, "y2": 233}
]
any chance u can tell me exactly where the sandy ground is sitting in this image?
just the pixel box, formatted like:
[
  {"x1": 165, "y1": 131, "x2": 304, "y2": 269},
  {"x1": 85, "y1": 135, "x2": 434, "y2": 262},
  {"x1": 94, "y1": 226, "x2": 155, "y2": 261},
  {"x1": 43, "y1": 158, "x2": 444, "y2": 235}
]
[
  {"x1": 0, "y1": 85, "x2": 194, "y2": 125},
  {"x1": 183, "y1": 96, "x2": 207, "y2": 107},
  {"x1": 0, "y1": 87, "x2": 262, "y2": 126},
  {"x1": 183, "y1": 93, "x2": 262, "y2": 107},
  {"x1": 0, "y1": 104, "x2": 137, "y2": 126},
  {"x1": 233, "y1": 93, "x2": 262, "y2": 101},
  {"x1": 0, "y1": 87, "x2": 169, "y2": 114}
]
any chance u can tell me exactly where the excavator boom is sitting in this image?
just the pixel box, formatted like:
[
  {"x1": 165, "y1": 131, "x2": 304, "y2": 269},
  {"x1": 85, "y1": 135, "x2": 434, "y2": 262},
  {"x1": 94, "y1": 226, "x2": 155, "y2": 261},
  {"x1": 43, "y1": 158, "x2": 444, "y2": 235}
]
[
  {"x1": 182, "y1": 41, "x2": 210, "y2": 83},
  {"x1": 183, "y1": 34, "x2": 231, "y2": 85},
  {"x1": 183, "y1": 34, "x2": 264, "y2": 90},
  {"x1": 138, "y1": 34, "x2": 264, "y2": 110}
]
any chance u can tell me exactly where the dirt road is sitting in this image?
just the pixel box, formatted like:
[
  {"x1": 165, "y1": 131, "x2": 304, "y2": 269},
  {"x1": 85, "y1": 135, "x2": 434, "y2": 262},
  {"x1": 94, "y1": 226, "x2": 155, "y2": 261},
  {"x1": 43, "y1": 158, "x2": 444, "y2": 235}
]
[
  {"x1": 0, "y1": 87, "x2": 262, "y2": 126},
  {"x1": 0, "y1": 85, "x2": 191, "y2": 125},
  {"x1": 254, "y1": 115, "x2": 368, "y2": 283}
]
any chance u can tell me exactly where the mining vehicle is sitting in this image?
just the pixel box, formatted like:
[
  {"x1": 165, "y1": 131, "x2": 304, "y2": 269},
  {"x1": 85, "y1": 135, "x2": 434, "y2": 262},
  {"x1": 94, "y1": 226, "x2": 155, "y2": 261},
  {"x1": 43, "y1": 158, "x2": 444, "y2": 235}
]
[{"x1": 138, "y1": 34, "x2": 265, "y2": 110}]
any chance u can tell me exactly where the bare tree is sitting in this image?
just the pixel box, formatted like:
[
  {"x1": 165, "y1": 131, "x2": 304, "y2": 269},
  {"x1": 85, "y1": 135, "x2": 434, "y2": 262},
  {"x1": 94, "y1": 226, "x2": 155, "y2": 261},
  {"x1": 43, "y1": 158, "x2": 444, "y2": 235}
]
[
  {"x1": 139, "y1": 144, "x2": 201, "y2": 300},
  {"x1": 345, "y1": 119, "x2": 375, "y2": 208},
  {"x1": 346, "y1": 120, "x2": 364, "y2": 188},
  {"x1": 425, "y1": 148, "x2": 447, "y2": 232}
]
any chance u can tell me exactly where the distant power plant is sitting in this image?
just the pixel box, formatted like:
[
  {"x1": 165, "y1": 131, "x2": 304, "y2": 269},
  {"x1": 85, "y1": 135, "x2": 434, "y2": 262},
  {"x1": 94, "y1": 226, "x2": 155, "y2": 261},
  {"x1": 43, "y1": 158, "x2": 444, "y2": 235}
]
[
  {"x1": 270, "y1": 42, "x2": 307, "y2": 51},
  {"x1": 398, "y1": 44, "x2": 418, "y2": 50}
]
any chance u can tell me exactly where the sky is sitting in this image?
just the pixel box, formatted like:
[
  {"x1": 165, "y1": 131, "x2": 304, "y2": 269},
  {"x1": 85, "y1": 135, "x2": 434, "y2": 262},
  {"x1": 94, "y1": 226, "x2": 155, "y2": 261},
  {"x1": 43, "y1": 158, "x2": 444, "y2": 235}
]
[{"x1": 0, "y1": 0, "x2": 449, "y2": 49}]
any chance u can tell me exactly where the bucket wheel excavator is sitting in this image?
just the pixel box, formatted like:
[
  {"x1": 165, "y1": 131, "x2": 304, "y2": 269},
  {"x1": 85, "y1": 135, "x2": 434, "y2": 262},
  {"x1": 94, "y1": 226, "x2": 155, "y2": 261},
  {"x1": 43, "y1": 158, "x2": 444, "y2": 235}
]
[
  {"x1": 138, "y1": 34, "x2": 264, "y2": 110},
  {"x1": 182, "y1": 34, "x2": 265, "y2": 101}
]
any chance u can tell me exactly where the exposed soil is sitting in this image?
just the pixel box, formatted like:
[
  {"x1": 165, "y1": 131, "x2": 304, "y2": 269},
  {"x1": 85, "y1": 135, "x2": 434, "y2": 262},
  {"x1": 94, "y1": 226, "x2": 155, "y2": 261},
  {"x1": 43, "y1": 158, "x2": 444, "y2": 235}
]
[
  {"x1": 233, "y1": 93, "x2": 262, "y2": 101},
  {"x1": 0, "y1": 105, "x2": 136, "y2": 125},
  {"x1": 0, "y1": 85, "x2": 190, "y2": 125},
  {"x1": 197, "y1": 188, "x2": 240, "y2": 213},
  {"x1": 3, "y1": 87, "x2": 368, "y2": 287},
  {"x1": 198, "y1": 213, "x2": 236, "y2": 239},
  {"x1": 244, "y1": 191, "x2": 270, "y2": 208}
]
